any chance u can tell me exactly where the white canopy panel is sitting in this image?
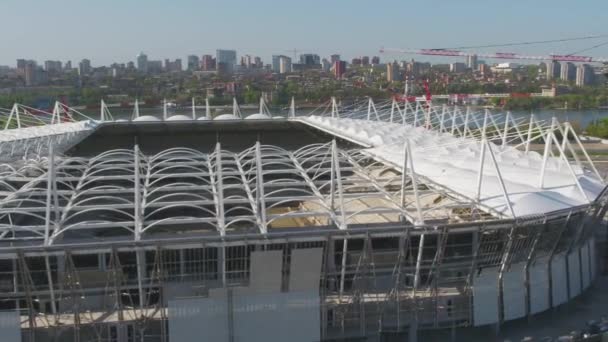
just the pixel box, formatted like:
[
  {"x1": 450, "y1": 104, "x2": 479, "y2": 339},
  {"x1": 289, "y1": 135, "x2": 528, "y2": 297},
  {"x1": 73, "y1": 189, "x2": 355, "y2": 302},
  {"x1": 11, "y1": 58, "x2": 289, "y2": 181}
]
[{"x1": 299, "y1": 116, "x2": 604, "y2": 218}]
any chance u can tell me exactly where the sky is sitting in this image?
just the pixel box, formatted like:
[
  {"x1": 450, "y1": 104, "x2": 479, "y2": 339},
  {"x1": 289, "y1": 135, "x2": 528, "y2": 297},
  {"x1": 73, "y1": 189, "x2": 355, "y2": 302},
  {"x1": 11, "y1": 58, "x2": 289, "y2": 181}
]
[{"x1": 1, "y1": 0, "x2": 608, "y2": 67}]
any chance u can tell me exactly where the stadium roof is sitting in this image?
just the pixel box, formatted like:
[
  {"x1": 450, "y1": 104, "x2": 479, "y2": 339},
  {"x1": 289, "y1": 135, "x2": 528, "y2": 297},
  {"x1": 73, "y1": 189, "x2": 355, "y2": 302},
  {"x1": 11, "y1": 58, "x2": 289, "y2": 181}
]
[{"x1": 0, "y1": 97, "x2": 604, "y2": 247}]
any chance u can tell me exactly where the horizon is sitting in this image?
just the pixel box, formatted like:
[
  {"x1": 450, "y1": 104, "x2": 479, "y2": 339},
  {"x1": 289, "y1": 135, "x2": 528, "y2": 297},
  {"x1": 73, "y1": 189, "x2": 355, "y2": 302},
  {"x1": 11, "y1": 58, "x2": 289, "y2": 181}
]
[{"x1": 1, "y1": 0, "x2": 608, "y2": 67}]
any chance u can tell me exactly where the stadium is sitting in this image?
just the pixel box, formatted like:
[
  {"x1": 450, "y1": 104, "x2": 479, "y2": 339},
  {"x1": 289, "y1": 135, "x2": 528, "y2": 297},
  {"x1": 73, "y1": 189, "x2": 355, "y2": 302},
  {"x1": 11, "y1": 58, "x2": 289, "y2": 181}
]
[{"x1": 0, "y1": 97, "x2": 605, "y2": 342}]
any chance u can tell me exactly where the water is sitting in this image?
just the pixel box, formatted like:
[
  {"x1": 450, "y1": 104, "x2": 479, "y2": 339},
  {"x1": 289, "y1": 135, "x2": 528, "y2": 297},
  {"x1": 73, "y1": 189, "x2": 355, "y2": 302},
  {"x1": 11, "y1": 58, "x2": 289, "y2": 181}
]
[
  {"x1": 507, "y1": 108, "x2": 608, "y2": 129},
  {"x1": 80, "y1": 106, "x2": 608, "y2": 129}
]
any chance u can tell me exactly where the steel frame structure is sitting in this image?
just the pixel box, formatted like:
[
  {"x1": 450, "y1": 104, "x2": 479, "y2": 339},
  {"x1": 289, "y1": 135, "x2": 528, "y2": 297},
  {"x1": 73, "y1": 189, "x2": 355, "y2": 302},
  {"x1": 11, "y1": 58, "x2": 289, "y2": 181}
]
[{"x1": 0, "y1": 98, "x2": 605, "y2": 342}]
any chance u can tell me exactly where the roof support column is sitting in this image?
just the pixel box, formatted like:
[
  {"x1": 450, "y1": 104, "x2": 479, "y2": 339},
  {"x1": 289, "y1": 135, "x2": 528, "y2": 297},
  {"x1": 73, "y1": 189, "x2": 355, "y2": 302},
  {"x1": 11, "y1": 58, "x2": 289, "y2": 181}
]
[
  {"x1": 485, "y1": 139, "x2": 516, "y2": 218},
  {"x1": 451, "y1": 106, "x2": 458, "y2": 135},
  {"x1": 568, "y1": 122, "x2": 602, "y2": 181},
  {"x1": 439, "y1": 104, "x2": 446, "y2": 133},
  {"x1": 501, "y1": 111, "x2": 510, "y2": 149},
  {"x1": 205, "y1": 98, "x2": 211, "y2": 119},
  {"x1": 134, "y1": 145, "x2": 143, "y2": 241},
  {"x1": 134, "y1": 99, "x2": 140, "y2": 119},
  {"x1": 525, "y1": 114, "x2": 535, "y2": 153},
  {"x1": 538, "y1": 119, "x2": 555, "y2": 189},
  {"x1": 289, "y1": 97, "x2": 296, "y2": 119},
  {"x1": 211, "y1": 143, "x2": 226, "y2": 235},
  {"x1": 549, "y1": 133, "x2": 589, "y2": 201},
  {"x1": 191, "y1": 98, "x2": 196, "y2": 119},
  {"x1": 475, "y1": 139, "x2": 487, "y2": 202},
  {"x1": 331, "y1": 97, "x2": 339, "y2": 118},
  {"x1": 462, "y1": 107, "x2": 470, "y2": 139},
  {"x1": 255, "y1": 142, "x2": 267, "y2": 234},
  {"x1": 331, "y1": 140, "x2": 347, "y2": 229},
  {"x1": 402, "y1": 140, "x2": 423, "y2": 224},
  {"x1": 44, "y1": 145, "x2": 55, "y2": 246}
]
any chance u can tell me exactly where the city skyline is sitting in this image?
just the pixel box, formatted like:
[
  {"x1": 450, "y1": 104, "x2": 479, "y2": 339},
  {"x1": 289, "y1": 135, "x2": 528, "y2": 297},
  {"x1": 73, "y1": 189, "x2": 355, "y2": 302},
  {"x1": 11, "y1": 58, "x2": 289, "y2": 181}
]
[{"x1": 1, "y1": 0, "x2": 608, "y2": 66}]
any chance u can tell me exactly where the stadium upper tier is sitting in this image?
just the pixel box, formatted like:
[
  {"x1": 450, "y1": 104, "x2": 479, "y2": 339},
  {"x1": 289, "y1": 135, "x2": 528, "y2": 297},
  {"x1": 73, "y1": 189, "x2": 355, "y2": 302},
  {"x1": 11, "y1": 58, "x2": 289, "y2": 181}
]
[{"x1": 0, "y1": 97, "x2": 605, "y2": 247}]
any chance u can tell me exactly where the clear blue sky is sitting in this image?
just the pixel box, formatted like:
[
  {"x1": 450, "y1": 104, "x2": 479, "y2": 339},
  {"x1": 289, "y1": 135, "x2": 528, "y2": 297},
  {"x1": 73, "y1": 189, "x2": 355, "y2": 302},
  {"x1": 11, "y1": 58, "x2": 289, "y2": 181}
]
[{"x1": 2, "y1": 0, "x2": 608, "y2": 67}]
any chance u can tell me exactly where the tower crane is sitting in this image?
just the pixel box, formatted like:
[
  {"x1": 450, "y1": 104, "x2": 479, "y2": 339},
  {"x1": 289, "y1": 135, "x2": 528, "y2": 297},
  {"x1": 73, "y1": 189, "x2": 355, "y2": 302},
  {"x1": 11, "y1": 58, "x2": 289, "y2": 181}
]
[{"x1": 380, "y1": 47, "x2": 608, "y2": 63}]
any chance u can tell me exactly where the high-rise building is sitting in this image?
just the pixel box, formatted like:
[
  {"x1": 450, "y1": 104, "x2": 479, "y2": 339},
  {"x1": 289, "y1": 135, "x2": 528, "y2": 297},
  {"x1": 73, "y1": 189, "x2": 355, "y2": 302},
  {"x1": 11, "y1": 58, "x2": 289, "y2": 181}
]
[
  {"x1": 16, "y1": 59, "x2": 26, "y2": 71},
  {"x1": 322, "y1": 58, "x2": 332, "y2": 72},
  {"x1": 272, "y1": 55, "x2": 281, "y2": 73},
  {"x1": 560, "y1": 62, "x2": 576, "y2": 81},
  {"x1": 450, "y1": 62, "x2": 467, "y2": 73},
  {"x1": 299, "y1": 54, "x2": 320, "y2": 66},
  {"x1": 361, "y1": 56, "x2": 370, "y2": 66},
  {"x1": 466, "y1": 54, "x2": 478, "y2": 70},
  {"x1": 24, "y1": 60, "x2": 36, "y2": 86},
  {"x1": 147, "y1": 60, "x2": 163, "y2": 74},
  {"x1": 371, "y1": 56, "x2": 380, "y2": 65},
  {"x1": 165, "y1": 59, "x2": 182, "y2": 72},
  {"x1": 254, "y1": 56, "x2": 263, "y2": 68},
  {"x1": 216, "y1": 49, "x2": 237, "y2": 74},
  {"x1": 546, "y1": 61, "x2": 561, "y2": 80},
  {"x1": 333, "y1": 61, "x2": 346, "y2": 79},
  {"x1": 387, "y1": 61, "x2": 401, "y2": 82},
  {"x1": 64, "y1": 61, "x2": 72, "y2": 71},
  {"x1": 78, "y1": 59, "x2": 91, "y2": 76},
  {"x1": 200, "y1": 55, "x2": 215, "y2": 71},
  {"x1": 44, "y1": 60, "x2": 62, "y2": 74},
  {"x1": 279, "y1": 56, "x2": 292, "y2": 74},
  {"x1": 479, "y1": 63, "x2": 490, "y2": 76},
  {"x1": 576, "y1": 64, "x2": 594, "y2": 86},
  {"x1": 187, "y1": 55, "x2": 200, "y2": 71},
  {"x1": 137, "y1": 52, "x2": 148, "y2": 73},
  {"x1": 351, "y1": 58, "x2": 362, "y2": 66},
  {"x1": 330, "y1": 55, "x2": 341, "y2": 64},
  {"x1": 241, "y1": 55, "x2": 253, "y2": 69}
]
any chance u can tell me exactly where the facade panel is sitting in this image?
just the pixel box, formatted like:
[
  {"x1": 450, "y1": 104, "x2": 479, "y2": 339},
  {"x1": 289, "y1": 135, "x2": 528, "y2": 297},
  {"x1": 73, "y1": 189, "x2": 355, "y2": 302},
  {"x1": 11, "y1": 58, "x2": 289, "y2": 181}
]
[{"x1": 473, "y1": 267, "x2": 499, "y2": 326}]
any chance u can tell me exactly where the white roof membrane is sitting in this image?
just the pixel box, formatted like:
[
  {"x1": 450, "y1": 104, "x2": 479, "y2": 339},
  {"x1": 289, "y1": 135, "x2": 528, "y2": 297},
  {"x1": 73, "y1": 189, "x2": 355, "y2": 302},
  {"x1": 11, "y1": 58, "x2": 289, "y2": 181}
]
[{"x1": 299, "y1": 115, "x2": 604, "y2": 218}]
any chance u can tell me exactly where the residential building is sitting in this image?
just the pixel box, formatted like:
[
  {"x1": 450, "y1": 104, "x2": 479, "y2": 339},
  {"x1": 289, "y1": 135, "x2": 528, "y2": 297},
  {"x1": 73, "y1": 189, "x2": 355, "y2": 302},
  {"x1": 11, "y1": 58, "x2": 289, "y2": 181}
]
[
  {"x1": 136, "y1": 52, "x2": 148, "y2": 73},
  {"x1": 216, "y1": 49, "x2": 237, "y2": 74},
  {"x1": 78, "y1": 59, "x2": 91, "y2": 76},
  {"x1": 333, "y1": 60, "x2": 346, "y2": 79},
  {"x1": 371, "y1": 56, "x2": 380, "y2": 65},
  {"x1": 560, "y1": 62, "x2": 576, "y2": 81},
  {"x1": 576, "y1": 64, "x2": 594, "y2": 86},
  {"x1": 201, "y1": 55, "x2": 215, "y2": 71},
  {"x1": 466, "y1": 54, "x2": 478, "y2": 70},
  {"x1": 322, "y1": 58, "x2": 331, "y2": 72},
  {"x1": 147, "y1": 60, "x2": 163, "y2": 74},
  {"x1": 24, "y1": 60, "x2": 36, "y2": 86},
  {"x1": 164, "y1": 59, "x2": 182, "y2": 72},
  {"x1": 450, "y1": 62, "x2": 467, "y2": 73},
  {"x1": 546, "y1": 61, "x2": 561, "y2": 80},
  {"x1": 299, "y1": 54, "x2": 320, "y2": 66},
  {"x1": 44, "y1": 60, "x2": 62, "y2": 74},
  {"x1": 387, "y1": 61, "x2": 401, "y2": 82},
  {"x1": 187, "y1": 55, "x2": 200, "y2": 71},
  {"x1": 272, "y1": 55, "x2": 281, "y2": 73},
  {"x1": 279, "y1": 56, "x2": 292, "y2": 74}
]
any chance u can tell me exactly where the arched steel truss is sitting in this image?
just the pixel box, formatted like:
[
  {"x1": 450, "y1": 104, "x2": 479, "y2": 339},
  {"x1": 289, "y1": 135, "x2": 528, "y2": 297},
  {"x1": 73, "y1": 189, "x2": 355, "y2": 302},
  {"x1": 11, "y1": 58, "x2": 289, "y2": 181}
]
[{"x1": 0, "y1": 141, "x2": 489, "y2": 246}]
